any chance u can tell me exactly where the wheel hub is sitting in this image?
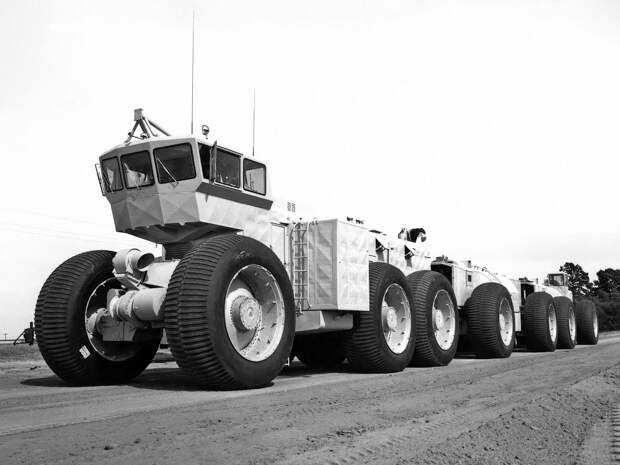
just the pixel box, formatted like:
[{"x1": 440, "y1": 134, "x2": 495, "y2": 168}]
[
  {"x1": 380, "y1": 283, "x2": 412, "y2": 354},
  {"x1": 432, "y1": 289, "x2": 456, "y2": 351},
  {"x1": 224, "y1": 264, "x2": 286, "y2": 362},
  {"x1": 498, "y1": 298, "x2": 514, "y2": 347},
  {"x1": 568, "y1": 307, "x2": 576, "y2": 342},
  {"x1": 383, "y1": 306, "x2": 398, "y2": 332},
  {"x1": 593, "y1": 311, "x2": 599, "y2": 338},
  {"x1": 231, "y1": 296, "x2": 261, "y2": 331},
  {"x1": 548, "y1": 304, "x2": 557, "y2": 343},
  {"x1": 434, "y1": 310, "x2": 445, "y2": 330},
  {"x1": 84, "y1": 278, "x2": 140, "y2": 362}
]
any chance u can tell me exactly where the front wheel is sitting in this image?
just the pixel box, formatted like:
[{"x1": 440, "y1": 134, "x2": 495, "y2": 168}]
[
  {"x1": 34, "y1": 250, "x2": 161, "y2": 385},
  {"x1": 408, "y1": 270, "x2": 459, "y2": 366},
  {"x1": 164, "y1": 234, "x2": 296, "y2": 389}
]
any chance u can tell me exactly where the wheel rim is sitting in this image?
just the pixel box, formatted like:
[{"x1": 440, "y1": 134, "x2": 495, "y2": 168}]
[
  {"x1": 381, "y1": 283, "x2": 412, "y2": 354},
  {"x1": 84, "y1": 278, "x2": 140, "y2": 362},
  {"x1": 432, "y1": 289, "x2": 456, "y2": 351},
  {"x1": 568, "y1": 306, "x2": 576, "y2": 343},
  {"x1": 224, "y1": 264, "x2": 286, "y2": 362},
  {"x1": 593, "y1": 310, "x2": 599, "y2": 338},
  {"x1": 498, "y1": 297, "x2": 514, "y2": 347},
  {"x1": 548, "y1": 304, "x2": 557, "y2": 344}
]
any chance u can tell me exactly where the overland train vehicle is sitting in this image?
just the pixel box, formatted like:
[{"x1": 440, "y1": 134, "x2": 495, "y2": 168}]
[{"x1": 34, "y1": 109, "x2": 599, "y2": 389}]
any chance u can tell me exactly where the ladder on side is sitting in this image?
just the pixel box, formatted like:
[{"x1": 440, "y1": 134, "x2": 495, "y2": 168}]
[{"x1": 291, "y1": 222, "x2": 311, "y2": 314}]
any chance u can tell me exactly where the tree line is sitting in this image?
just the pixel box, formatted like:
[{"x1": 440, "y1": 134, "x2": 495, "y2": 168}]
[{"x1": 559, "y1": 262, "x2": 620, "y2": 331}]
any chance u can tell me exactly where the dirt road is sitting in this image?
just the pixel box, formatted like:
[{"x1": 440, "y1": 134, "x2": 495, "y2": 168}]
[{"x1": 1, "y1": 334, "x2": 619, "y2": 465}]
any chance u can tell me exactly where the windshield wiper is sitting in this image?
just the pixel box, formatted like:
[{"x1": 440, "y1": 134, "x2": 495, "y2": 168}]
[
  {"x1": 156, "y1": 158, "x2": 179, "y2": 187},
  {"x1": 99, "y1": 165, "x2": 112, "y2": 192},
  {"x1": 122, "y1": 162, "x2": 141, "y2": 190}
]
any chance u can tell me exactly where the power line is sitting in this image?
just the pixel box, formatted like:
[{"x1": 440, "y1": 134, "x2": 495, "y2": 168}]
[
  {"x1": 0, "y1": 207, "x2": 110, "y2": 227},
  {"x1": 0, "y1": 224, "x2": 150, "y2": 246}
]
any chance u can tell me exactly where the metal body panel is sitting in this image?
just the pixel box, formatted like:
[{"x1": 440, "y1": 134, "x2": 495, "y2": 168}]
[
  {"x1": 269, "y1": 223, "x2": 287, "y2": 266},
  {"x1": 295, "y1": 310, "x2": 354, "y2": 334},
  {"x1": 143, "y1": 260, "x2": 179, "y2": 288},
  {"x1": 544, "y1": 285, "x2": 572, "y2": 299},
  {"x1": 368, "y1": 233, "x2": 432, "y2": 274},
  {"x1": 305, "y1": 219, "x2": 370, "y2": 312}
]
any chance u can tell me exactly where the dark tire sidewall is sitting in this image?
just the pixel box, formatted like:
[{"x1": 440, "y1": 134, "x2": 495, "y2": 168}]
[
  {"x1": 490, "y1": 291, "x2": 515, "y2": 357},
  {"x1": 369, "y1": 265, "x2": 415, "y2": 370},
  {"x1": 576, "y1": 300, "x2": 599, "y2": 345},
  {"x1": 554, "y1": 297, "x2": 576, "y2": 349},
  {"x1": 417, "y1": 272, "x2": 459, "y2": 366},
  {"x1": 525, "y1": 292, "x2": 557, "y2": 352}
]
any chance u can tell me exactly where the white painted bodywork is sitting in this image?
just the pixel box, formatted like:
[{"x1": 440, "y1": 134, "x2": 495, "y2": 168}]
[
  {"x1": 99, "y1": 135, "x2": 432, "y2": 335},
  {"x1": 302, "y1": 220, "x2": 370, "y2": 311},
  {"x1": 433, "y1": 257, "x2": 574, "y2": 335},
  {"x1": 292, "y1": 219, "x2": 432, "y2": 315},
  {"x1": 432, "y1": 258, "x2": 523, "y2": 332}
]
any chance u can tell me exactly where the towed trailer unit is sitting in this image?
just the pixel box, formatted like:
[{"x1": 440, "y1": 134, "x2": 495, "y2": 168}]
[{"x1": 430, "y1": 259, "x2": 599, "y2": 358}]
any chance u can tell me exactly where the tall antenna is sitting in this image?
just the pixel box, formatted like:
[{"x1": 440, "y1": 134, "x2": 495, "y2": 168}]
[
  {"x1": 252, "y1": 89, "x2": 256, "y2": 157},
  {"x1": 190, "y1": 10, "x2": 195, "y2": 134}
]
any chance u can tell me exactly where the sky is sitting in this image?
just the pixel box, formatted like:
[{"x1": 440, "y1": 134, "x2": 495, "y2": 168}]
[{"x1": 1, "y1": 0, "x2": 619, "y2": 337}]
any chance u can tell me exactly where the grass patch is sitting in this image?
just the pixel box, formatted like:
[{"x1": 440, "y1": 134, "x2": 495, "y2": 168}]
[{"x1": 0, "y1": 343, "x2": 42, "y2": 362}]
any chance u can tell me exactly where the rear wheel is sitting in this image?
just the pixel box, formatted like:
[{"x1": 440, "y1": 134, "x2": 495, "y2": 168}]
[
  {"x1": 408, "y1": 270, "x2": 459, "y2": 366},
  {"x1": 344, "y1": 262, "x2": 415, "y2": 373},
  {"x1": 465, "y1": 283, "x2": 515, "y2": 358},
  {"x1": 554, "y1": 296, "x2": 576, "y2": 349},
  {"x1": 34, "y1": 251, "x2": 161, "y2": 385},
  {"x1": 293, "y1": 333, "x2": 346, "y2": 369},
  {"x1": 575, "y1": 299, "x2": 599, "y2": 345},
  {"x1": 524, "y1": 292, "x2": 557, "y2": 352},
  {"x1": 163, "y1": 234, "x2": 295, "y2": 389}
]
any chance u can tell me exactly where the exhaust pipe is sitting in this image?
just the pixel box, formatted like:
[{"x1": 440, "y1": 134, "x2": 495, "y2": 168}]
[
  {"x1": 108, "y1": 288, "x2": 167, "y2": 323},
  {"x1": 113, "y1": 248, "x2": 155, "y2": 276}
]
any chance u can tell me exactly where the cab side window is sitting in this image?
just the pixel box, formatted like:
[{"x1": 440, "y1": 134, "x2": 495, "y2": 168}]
[
  {"x1": 243, "y1": 159, "x2": 266, "y2": 195},
  {"x1": 101, "y1": 157, "x2": 123, "y2": 192},
  {"x1": 215, "y1": 149, "x2": 240, "y2": 188},
  {"x1": 198, "y1": 143, "x2": 210, "y2": 179}
]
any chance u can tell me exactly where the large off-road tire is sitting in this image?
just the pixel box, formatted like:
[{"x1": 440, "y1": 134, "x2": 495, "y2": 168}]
[
  {"x1": 164, "y1": 234, "x2": 295, "y2": 389},
  {"x1": 465, "y1": 282, "x2": 515, "y2": 358},
  {"x1": 408, "y1": 270, "x2": 459, "y2": 366},
  {"x1": 34, "y1": 250, "x2": 161, "y2": 385},
  {"x1": 554, "y1": 296, "x2": 577, "y2": 349},
  {"x1": 575, "y1": 299, "x2": 599, "y2": 345},
  {"x1": 524, "y1": 292, "x2": 557, "y2": 352},
  {"x1": 344, "y1": 262, "x2": 415, "y2": 373},
  {"x1": 293, "y1": 333, "x2": 346, "y2": 369}
]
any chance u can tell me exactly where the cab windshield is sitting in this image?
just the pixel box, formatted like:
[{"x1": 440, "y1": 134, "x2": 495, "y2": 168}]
[
  {"x1": 121, "y1": 151, "x2": 154, "y2": 189},
  {"x1": 548, "y1": 274, "x2": 565, "y2": 286},
  {"x1": 153, "y1": 143, "x2": 196, "y2": 184}
]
